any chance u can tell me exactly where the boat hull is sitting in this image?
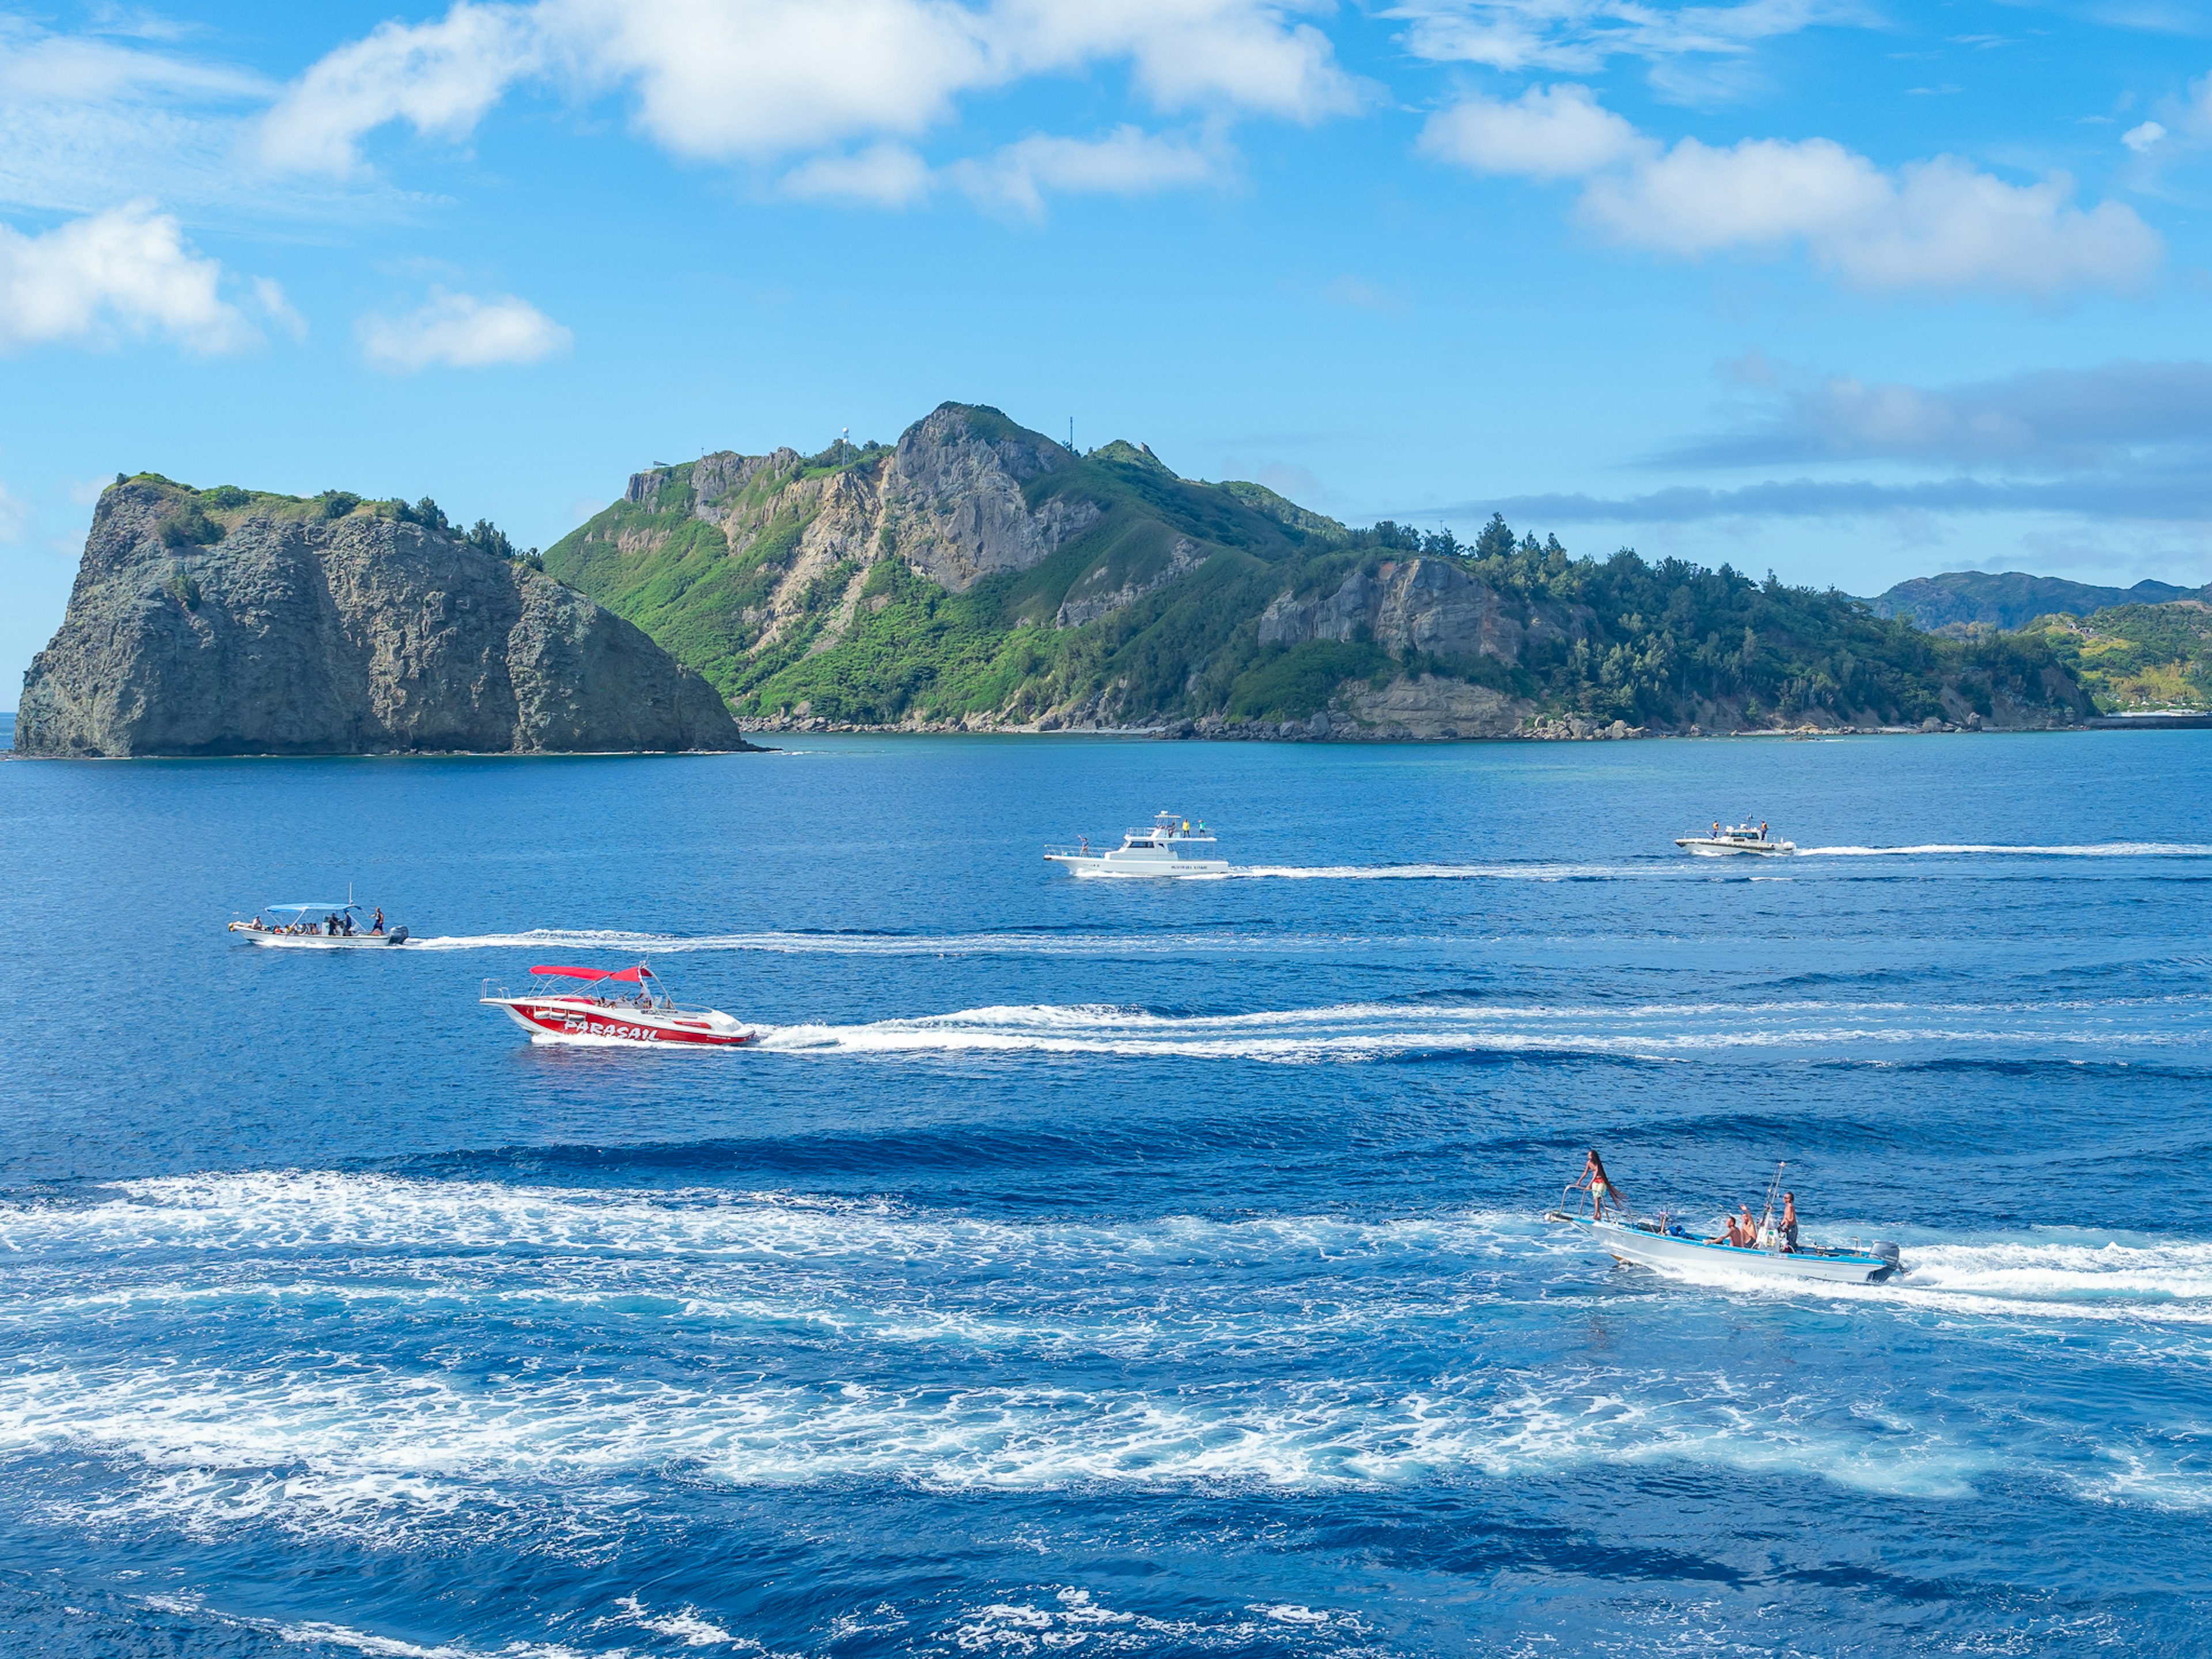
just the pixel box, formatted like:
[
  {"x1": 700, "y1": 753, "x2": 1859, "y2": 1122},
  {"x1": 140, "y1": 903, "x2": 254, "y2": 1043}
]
[
  {"x1": 1550, "y1": 1214, "x2": 1899, "y2": 1283},
  {"x1": 1674, "y1": 838, "x2": 1794, "y2": 857},
  {"x1": 1044, "y1": 854, "x2": 1229, "y2": 878},
  {"x1": 482, "y1": 995, "x2": 755, "y2": 1048},
  {"x1": 230, "y1": 925, "x2": 410, "y2": 948}
]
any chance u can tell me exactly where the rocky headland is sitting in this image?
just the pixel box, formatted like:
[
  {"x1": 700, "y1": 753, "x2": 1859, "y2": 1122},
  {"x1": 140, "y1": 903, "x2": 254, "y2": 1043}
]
[
  {"x1": 15, "y1": 476, "x2": 748, "y2": 757},
  {"x1": 547, "y1": 402, "x2": 2097, "y2": 741}
]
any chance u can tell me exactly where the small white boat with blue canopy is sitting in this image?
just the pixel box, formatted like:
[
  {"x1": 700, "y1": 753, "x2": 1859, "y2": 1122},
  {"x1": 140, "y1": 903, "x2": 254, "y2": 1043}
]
[
  {"x1": 229, "y1": 895, "x2": 409, "y2": 948},
  {"x1": 1548, "y1": 1160, "x2": 1901, "y2": 1285},
  {"x1": 1045, "y1": 812, "x2": 1228, "y2": 878}
]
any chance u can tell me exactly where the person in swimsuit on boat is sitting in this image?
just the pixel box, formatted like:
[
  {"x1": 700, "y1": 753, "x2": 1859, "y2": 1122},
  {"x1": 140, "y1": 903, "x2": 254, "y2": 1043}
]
[
  {"x1": 1575, "y1": 1149, "x2": 1621, "y2": 1219},
  {"x1": 1781, "y1": 1191, "x2": 1798, "y2": 1252},
  {"x1": 1738, "y1": 1203, "x2": 1760, "y2": 1247}
]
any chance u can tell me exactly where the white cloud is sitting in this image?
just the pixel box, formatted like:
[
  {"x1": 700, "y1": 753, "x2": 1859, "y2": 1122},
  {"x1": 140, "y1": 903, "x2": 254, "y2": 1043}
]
[
  {"x1": 1423, "y1": 86, "x2": 2161, "y2": 296},
  {"x1": 782, "y1": 142, "x2": 935, "y2": 207},
  {"x1": 251, "y1": 276, "x2": 306, "y2": 340},
  {"x1": 357, "y1": 289, "x2": 572, "y2": 372},
  {"x1": 2123, "y1": 119, "x2": 2166, "y2": 152},
  {"x1": 786, "y1": 124, "x2": 1225, "y2": 216},
  {"x1": 259, "y1": 4, "x2": 541, "y2": 175},
  {"x1": 0, "y1": 200, "x2": 262, "y2": 353},
  {"x1": 1389, "y1": 0, "x2": 1865, "y2": 75},
  {"x1": 0, "y1": 17, "x2": 410, "y2": 222},
  {"x1": 948, "y1": 125, "x2": 1222, "y2": 218},
  {"x1": 1418, "y1": 81, "x2": 1641, "y2": 177},
  {"x1": 0, "y1": 22, "x2": 269, "y2": 106},
  {"x1": 257, "y1": 0, "x2": 1359, "y2": 176}
]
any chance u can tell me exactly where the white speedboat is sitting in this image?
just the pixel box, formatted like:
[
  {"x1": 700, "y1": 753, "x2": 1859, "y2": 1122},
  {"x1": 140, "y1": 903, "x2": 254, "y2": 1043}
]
[
  {"x1": 481, "y1": 963, "x2": 756, "y2": 1048},
  {"x1": 229, "y1": 900, "x2": 409, "y2": 946},
  {"x1": 1548, "y1": 1213, "x2": 1901, "y2": 1284},
  {"x1": 1045, "y1": 812, "x2": 1229, "y2": 877},
  {"x1": 1675, "y1": 821, "x2": 1795, "y2": 856}
]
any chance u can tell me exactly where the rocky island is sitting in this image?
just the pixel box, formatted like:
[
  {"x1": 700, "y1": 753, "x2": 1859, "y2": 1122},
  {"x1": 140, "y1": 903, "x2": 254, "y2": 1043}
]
[
  {"x1": 15, "y1": 476, "x2": 748, "y2": 757},
  {"x1": 543, "y1": 402, "x2": 2093, "y2": 738}
]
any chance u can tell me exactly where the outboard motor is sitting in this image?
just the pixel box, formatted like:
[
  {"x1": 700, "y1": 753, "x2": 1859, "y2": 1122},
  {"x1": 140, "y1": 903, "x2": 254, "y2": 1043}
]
[
  {"x1": 387, "y1": 926, "x2": 410, "y2": 945},
  {"x1": 1872, "y1": 1241, "x2": 1903, "y2": 1281}
]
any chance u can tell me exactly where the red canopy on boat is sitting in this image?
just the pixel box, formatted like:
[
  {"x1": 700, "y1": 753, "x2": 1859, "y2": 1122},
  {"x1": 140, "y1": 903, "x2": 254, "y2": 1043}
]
[{"x1": 529, "y1": 964, "x2": 655, "y2": 980}]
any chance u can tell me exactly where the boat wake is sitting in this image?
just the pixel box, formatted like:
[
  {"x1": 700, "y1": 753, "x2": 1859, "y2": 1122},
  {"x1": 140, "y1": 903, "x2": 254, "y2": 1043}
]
[
  {"x1": 1797, "y1": 842, "x2": 2212, "y2": 858},
  {"x1": 410, "y1": 927, "x2": 1396, "y2": 958},
  {"x1": 5, "y1": 1176, "x2": 2210, "y2": 1539},
  {"x1": 749, "y1": 995, "x2": 2207, "y2": 1065},
  {"x1": 1224, "y1": 862, "x2": 1638, "y2": 880}
]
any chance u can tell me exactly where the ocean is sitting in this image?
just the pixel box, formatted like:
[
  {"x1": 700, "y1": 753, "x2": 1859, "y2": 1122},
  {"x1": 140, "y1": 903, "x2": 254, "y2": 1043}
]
[{"x1": 1, "y1": 731, "x2": 2207, "y2": 1656}]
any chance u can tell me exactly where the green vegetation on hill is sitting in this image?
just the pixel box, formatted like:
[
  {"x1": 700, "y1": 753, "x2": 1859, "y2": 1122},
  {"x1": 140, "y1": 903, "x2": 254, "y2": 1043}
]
[
  {"x1": 2018, "y1": 604, "x2": 2212, "y2": 711},
  {"x1": 1868, "y1": 570, "x2": 2201, "y2": 632},
  {"x1": 541, "y1": 405, "x2": 2090, "y2": 731},
  {"x1": 123, "y1": 474, "x2": 537, "y2": 566}
]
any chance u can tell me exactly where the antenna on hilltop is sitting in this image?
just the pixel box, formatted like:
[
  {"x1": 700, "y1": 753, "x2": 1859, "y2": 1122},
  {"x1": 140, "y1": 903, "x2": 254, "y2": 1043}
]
[{"x1": 1069, "y1": 416, "x2": 1075, "y2": 453}]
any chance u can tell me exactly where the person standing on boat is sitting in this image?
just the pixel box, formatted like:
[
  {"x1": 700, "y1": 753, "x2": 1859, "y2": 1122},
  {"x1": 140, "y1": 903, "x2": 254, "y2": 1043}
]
[
  {"x1": 1575, "y1": 1149, "x2": 1622, "y2": 1219},
  {"x1": 1781, "y1": 1191, "x2": 1798, "y2": 1252},
  {"x1": 372, "y1": 907, "x2": 385, "y2": 935}
]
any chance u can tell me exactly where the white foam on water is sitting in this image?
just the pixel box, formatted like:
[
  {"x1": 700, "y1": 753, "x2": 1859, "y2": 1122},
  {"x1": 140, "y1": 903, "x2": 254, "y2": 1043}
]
[
  {"x1": 745, "y1": 995, "x2": 2203, "y2": 1065},
  {"x1": 131, "y1": 1595, "x2": 605, "y2": 1659},
  {"x1": 1588, "y1": 1232, "x2": 2212, "y2": 1330},
  {"x1": 410, "y1": 928, "x2": 1381, "y2": 958},
  {"x1": 949, "y1": 1587, "x2": 1365, "y2": 1654},
  {"x1": 1797, "y1": 842, "x2": 2212, "y2": 858},
  {"x1": 1224, "y1": 862, "x2": 1645, "y2": 881},
  {"x1": 6, "y1": 1177, "x2": 2210, "y2": 1544},
  {"x1": 603, "y1": 1594, "x2": 752, "y2": 1650},
  {"x1": 0, "y1": 1171, "x2": 1512, "y2": 1266}
]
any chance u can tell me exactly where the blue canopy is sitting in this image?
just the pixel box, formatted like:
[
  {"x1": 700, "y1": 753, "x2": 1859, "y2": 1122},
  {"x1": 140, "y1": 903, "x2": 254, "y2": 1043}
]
[{"x1": 267, "y1": 902, "x2": 357, "y2": 913}]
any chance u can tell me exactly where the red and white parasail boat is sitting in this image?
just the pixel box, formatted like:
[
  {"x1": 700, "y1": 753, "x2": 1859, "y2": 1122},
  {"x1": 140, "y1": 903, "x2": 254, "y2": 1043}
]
[{"x1": 480, "y1": 963, "x2": 757, "y2": 1047}]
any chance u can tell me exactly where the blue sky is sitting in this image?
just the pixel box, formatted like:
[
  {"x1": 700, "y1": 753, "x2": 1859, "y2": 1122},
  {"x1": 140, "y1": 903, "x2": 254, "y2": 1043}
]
[{"x1": 5, "y1": 0, "x2": 2212, "y2": 698}]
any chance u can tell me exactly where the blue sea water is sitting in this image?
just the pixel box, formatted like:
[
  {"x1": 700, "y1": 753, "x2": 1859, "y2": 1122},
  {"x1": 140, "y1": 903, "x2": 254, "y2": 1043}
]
[{"x1": 1, "y1": 731, "x2": 2210, "y2": 1657}]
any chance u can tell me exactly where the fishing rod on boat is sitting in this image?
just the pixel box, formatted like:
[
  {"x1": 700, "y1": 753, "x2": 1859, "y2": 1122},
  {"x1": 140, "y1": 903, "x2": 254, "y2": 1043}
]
[{"x1": 1759, "y1": 1160, "x2": 1787, "y2": 1245}]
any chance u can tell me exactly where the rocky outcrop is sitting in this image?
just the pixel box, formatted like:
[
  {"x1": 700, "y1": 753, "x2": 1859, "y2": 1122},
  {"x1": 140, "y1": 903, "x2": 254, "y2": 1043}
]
[
  {"x1": 1257, "y1": 558, "x2": 1578, "y2": 661},
  {"x1": 880, "y1": 403, "x2": 1095, "y2": 590},
  {"x1": 1056, "y1": 536, "x2": 1205, "y2": 627},
  {"x1": 15, "y1": 479, "x2": 748, "y2": 757},
  {"x1": 1341, "y1": 674, "x2": 1528, "y2": 739},
  {"x1": 626, "y1": 404, "x2": 1099, "y2": 604}
]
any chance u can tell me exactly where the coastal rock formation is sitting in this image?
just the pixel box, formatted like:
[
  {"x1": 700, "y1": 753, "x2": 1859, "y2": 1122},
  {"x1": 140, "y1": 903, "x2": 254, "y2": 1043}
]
[
  {"x1": 1342, "y1": 673, "x2": 1528, "y2": 740},
  {"x1": 1257, "y1": 557, "x2": 1579, "y2": 662},
  {"x1": 547, "y1": 400, "x2": 2101, "y2": 739},
  {"x1": 16, "y1": 478, "x2": 747, "y2": 757}
]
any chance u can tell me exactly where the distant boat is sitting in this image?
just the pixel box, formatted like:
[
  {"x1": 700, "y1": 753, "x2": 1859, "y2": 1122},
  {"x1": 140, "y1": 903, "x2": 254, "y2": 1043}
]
[
  {"x1": 1675, "y1": 821, "x2": 1795, "y2": 856},
  {"x1": 229, "y1": 899, "x2": 408, "y2": 946},
  {"x1": 1045, "y1": 811, "x2": 1229, "y2": 877},
  {"x1": 480, "y1": 963, "x2": 755, "y2": 1047}
]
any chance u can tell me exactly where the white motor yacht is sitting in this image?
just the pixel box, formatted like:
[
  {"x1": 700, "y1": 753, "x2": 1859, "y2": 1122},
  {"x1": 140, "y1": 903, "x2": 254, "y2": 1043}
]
[
  {"x1": 1045, "y1": 812, "x2": 1229, "y2": 877},
  {"x1": 1675, "y1": 820, "x2": 1795, "y2": 856}
]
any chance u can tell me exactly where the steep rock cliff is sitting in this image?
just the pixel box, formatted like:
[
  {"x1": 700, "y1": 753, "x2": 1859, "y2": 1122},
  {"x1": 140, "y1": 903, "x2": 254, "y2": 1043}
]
[
  {"x1": 545, "y1": 402, "x2": 1308, "y2": 717},
  {"x1": 16, "y1": 478, "x2": 747, "y2": 757},
  {"x1": 1256, "y1": 557, "x2": 1581, "y2": 663}
]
